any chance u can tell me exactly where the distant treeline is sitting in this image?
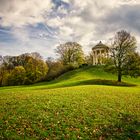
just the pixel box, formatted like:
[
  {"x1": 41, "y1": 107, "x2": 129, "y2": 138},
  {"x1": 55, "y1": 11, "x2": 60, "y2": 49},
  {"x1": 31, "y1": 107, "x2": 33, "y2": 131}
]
[
  {"x1": 0, "y1": 42, "x2": 89, "y2": 86},
  {"x1": 0, "y1": 52, "x2": 48, "y2": 86},
  {"x1": 0, "y1": 38, "x2": 140, "y2": 86}
]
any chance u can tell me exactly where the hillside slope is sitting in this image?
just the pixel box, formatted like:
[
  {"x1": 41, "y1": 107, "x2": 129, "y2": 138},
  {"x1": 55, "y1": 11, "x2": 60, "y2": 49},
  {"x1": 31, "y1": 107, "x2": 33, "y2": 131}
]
[
  {"x1": 32, "y1": 66, "x2": 140, "y2": 89},
  {"x1": 0, "y1": 66, "x2": 140, "y2": 91}
]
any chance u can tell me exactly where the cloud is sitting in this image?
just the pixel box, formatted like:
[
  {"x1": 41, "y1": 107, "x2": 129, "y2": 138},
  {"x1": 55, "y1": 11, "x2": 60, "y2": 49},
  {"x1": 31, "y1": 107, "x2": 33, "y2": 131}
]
[
  {"x1": 0, "y1": 0, "x2": 140, "y2": 58},
  {"x1": 0, "y1": 0, "x2": 53, "y2": 27}
]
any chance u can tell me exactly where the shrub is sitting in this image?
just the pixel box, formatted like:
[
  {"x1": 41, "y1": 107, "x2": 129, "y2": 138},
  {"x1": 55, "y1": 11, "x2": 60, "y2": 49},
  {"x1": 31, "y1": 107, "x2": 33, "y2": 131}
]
[{"x1": 46, "y1": 62, "x2": 77, "y2": 81}]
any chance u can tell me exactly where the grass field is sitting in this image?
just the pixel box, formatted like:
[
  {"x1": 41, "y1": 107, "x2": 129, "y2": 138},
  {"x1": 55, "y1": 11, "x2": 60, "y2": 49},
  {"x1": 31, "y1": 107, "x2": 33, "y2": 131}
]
[{"x1": 0, "y1": 66, "x2": 140, "y2": 139}]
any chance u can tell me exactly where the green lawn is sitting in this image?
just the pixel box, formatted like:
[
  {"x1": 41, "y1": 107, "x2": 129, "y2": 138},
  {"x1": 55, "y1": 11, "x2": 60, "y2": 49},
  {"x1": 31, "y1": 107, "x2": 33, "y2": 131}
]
[{"x1": 0, "y1": 66, "x2": 140, "y2": 139}]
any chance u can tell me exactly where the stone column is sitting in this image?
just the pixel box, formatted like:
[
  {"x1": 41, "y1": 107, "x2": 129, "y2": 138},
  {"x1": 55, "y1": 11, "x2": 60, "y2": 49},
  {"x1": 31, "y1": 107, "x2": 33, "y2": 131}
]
[
  {"x1": 95, "y1": 50, "x2": 98, "y2": 65},
  {"x1": 92, "y1": 52, "x2": 94, "y2": 65},
  {"x1": 93, "y1": 51, "x2": 96, "y2": 65},
  {"x1": 100, "y1": 50, "x2": 102, "y2": 64},
  {"x1": 106, "y1": 50, "x2": 109, "y2": 58},
  {"x1": 104, "y1": 50, "x2": 106, "y2": 58}
]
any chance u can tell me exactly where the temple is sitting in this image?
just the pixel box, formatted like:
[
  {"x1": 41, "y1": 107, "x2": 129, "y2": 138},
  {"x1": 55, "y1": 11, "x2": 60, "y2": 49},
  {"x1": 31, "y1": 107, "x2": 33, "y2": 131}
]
[{"x1": 92, "y1": 41, "x2": 109, "y2": 65}]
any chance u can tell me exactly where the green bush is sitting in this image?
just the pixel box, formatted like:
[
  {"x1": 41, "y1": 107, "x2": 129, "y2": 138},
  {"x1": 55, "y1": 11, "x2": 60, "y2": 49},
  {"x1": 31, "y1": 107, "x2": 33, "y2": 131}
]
[{"x1": 46, "y1": 62, "x2": 77, "y2": 81}]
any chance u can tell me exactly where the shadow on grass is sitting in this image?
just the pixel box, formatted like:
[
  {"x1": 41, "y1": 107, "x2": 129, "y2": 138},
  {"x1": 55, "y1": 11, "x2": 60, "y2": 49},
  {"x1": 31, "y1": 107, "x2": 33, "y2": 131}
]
[
  {"x1": 77, "y1": 79, "x2": 136, "y2": 87},
  {"x1": 0, "y1": 78, "x2": 136, "y2": 91},
  {"x1": 96, "y1": 113, "x2": 140, "y2": 140},
  {"x1": 37, "y1": 79, "x2": 136, "y2": 90}
]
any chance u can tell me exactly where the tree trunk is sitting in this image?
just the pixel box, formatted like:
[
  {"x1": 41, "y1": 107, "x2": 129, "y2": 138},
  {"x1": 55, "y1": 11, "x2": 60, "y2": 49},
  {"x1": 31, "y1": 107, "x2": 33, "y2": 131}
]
[{"x1": 118, "y1": 70, "x2": 122, "y2": 82}]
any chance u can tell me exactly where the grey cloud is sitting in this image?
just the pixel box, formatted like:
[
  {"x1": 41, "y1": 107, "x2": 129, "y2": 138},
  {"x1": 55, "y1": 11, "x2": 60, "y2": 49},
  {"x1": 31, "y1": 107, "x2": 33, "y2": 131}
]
[{"x1": 97, "y1": 5, "x2": 140, "y2": 35}]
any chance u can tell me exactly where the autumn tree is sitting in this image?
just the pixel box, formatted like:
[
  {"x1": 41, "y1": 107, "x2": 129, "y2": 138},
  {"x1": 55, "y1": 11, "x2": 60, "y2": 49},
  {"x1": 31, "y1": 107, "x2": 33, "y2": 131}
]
[
  {"x1": 0, "y1": 56, "x2": 14, "y2": 86},
  {"x1": 46, "y1": 57, "x2": 76, "y2": 81},
  {"x1": 0, "y1": 55, "x2": 3, "y2": 65},
  {"x1": 0, "y1": 52, "x2": 49, "y2": 86},
  {"x1": 111, "y1": 30, "x2": 137, "y2": 82},
  {"x1": 56, "y1": 42, "x2": 84, "y2": 66},
  {"x1": 24, "y1": 55, "x2": 48, "y2": 84},
  {"x1": 85, "y1": 52, "x2": 93, "y2": 65},
  {"x1": 8, "y1": 66, "x2": 26, "y2": 85}
]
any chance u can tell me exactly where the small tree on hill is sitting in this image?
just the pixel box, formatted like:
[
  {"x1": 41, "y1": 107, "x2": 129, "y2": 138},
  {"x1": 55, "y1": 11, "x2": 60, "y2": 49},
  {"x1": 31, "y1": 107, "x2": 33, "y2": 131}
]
[
  {"x1": 56, "y1": 42, "x2": 84, "y2": 66},
  {"x1": 85, "y1": 52, "x2": 93, "y2": 65},
  {"x1": 111, "y1": 30, "x2": 137, "y2": 82}
]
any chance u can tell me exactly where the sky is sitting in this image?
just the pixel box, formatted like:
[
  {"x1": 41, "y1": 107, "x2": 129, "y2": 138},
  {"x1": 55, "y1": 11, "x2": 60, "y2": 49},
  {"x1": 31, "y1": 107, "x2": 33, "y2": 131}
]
[{"x1": 0, "y1": 0, "x2": 140, "y2": 59}]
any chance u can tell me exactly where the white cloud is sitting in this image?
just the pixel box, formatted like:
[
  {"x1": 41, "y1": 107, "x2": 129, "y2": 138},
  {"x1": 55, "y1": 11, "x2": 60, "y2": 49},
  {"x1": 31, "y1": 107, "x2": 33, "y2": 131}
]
[
  {"x1": 61, "y1": 0, "x2": 70, "y2": 3},
  {"x1": 47, "y1": 16, "x2": 64, "y2": 28},
  {"x1": 57, "y1": 5, "x2": 68, "y2": 15},
  {"x1": 59, "y1": 26, "x2": 73, "y2": 37},
  {"x1": 0, "y1": 0, "x2": 53, "y2": 27},
  {"x1": 11, "y1": 27, "x2": 30, "y2": 42},
  {"x1": 119, "y1": 0, "x2": 140, "y2": 5}
]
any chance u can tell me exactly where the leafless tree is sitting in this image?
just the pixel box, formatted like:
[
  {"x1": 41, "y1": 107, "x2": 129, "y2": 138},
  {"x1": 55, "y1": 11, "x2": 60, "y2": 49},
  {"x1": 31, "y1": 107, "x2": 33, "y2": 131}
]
[{"x1": 110, "y1": 30, "x2": 136, "y2": 82}]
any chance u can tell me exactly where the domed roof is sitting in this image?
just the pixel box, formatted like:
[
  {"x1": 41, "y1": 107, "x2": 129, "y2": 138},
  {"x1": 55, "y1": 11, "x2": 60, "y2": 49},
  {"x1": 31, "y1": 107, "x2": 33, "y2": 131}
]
[{"x1": 92, "y1": 41, "x2": 109, "y2": 50}]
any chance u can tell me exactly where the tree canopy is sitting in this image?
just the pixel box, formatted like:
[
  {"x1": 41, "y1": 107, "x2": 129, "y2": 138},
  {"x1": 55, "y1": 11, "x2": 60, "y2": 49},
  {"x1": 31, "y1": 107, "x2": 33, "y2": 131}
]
[
  {"x1": 0, "y1": 52, "x2": 48, "y2": 86},
  {"x1": 110, "y1": 30, "x2": 137, "y2": 82},
  {"x1": 56, "y1": 42, "x2": 84, "y2": 66}
]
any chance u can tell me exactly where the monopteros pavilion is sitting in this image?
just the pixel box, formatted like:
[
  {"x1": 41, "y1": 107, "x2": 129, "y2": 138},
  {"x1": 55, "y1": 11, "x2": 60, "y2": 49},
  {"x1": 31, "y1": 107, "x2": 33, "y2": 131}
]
[{"x1": 92, "y1": 41, "x2": 109, "y2": 65}]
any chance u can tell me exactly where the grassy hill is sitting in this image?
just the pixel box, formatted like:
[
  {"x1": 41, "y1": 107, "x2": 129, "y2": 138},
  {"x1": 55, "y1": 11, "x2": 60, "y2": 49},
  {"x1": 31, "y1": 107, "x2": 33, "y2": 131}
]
[
  {"x1": 0, "y1": 66, "x2": 140, "y2": 139},
  {"x1": 31, "y1": 66, "x2": 140, "y2": 89}
]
